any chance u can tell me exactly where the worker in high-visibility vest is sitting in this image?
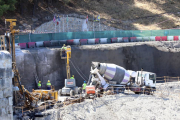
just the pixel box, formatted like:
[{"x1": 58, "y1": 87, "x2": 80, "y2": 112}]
[
  {"x1": 61, "y1": 44, "x2": 67, "y2": 57},
  {"x1": 38, "y1": 81, "x2": 41, "y2": 89},
  {"x1": 82, "y1": 81, "x2": 87, "y2": 93},
  {"x1": 47, "y1": 80, "x2": 51, "y2": 90},
  {"x1": 70, "y1": 75, "x2": 74, "y2": 79}
]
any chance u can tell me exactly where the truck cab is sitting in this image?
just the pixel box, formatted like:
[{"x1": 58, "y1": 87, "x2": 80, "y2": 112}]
[{"x1": 135, "y1": 71, "x2": 156, "y2": 88}]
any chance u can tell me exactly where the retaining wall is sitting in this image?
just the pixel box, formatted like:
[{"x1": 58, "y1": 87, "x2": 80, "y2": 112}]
[
  {"x1": 15, "y1": 42, "x2": 180, "y2": 91},
  {"x1": 0, "y1": 51, "x2": 13, "y2": 120}
]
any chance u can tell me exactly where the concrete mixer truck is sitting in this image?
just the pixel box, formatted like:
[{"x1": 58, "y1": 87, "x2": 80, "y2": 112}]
[{"x1": 85, "y1": 62, "x2": 156, "y2": 97}]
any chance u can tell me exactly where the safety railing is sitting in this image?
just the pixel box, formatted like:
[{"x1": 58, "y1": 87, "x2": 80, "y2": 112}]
[{"x1": 14, "y1": 29, "x2": 180, "y2": 43}]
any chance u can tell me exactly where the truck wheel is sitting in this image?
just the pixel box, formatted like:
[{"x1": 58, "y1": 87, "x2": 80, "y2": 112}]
[
  {"x1": 78, "y1": 87, "x2": 82, "y2": 94},
  {"x1": 58, "y1": 89, "x2": 62, "y2": 96},
  {"x1": 119, "y1": 89, "x2": 125, "y2": 94},
  {"x1": 70, "y1": 90, "x2": 75, "y2": 97},
  {"x1": 145, "y1": 89, "x2": 150, "y2": 95}
]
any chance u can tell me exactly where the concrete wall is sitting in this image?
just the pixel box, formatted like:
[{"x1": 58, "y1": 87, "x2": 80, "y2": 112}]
[
  {"x1": 15, "y1": 42, "x2": 180, "y2": 91},
  {"x1": 0, "y1": 51, "x2": 13, "y2": 120}
]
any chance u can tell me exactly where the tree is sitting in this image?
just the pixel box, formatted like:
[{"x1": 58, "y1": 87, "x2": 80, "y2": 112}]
[{"x1": 0, "y1": 0, "x2": 17, "y2": 16}]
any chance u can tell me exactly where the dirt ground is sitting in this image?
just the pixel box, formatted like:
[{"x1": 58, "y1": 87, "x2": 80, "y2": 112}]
[{"x1": 34, "y1": 82, "x2": 180, "y2": 120}]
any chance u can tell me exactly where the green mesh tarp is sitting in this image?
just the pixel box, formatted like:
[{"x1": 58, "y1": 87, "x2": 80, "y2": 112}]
[{"x1": 15, "y1": 29, "x2": 180, "y2": 43}]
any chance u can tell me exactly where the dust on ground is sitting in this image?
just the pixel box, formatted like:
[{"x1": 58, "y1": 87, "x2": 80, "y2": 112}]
[{"x1": 34, "y1": 82, "x2": 180, "y2": 120}]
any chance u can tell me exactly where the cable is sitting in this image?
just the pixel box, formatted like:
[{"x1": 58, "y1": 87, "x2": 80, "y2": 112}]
[
  {"x1": 69, "y1": 59, "x2": 87, "y2": 81},
  {"x1": 69, "y1": 59, "x2": 88, "y2": 80},
  {"x1": 70, "y1": 59, "x2": 88, "y2": 79}
]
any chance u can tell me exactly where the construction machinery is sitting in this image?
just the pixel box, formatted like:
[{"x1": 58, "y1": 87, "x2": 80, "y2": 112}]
[
  {"x1": 58, "y1": 45, "x2": 79, "y2": 97},
  {"x1": 4, "y1": 19, "x2": 58, "y2": 108},
  {"x1": 86, "y1": 62, "x2": 156, "y2": 97}
]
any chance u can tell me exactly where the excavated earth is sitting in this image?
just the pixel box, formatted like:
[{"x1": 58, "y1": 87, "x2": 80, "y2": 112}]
[
  {"x1": 33, "y1": 82, "x2": 180, "y2": 120},
  {"x1": 16, "y1": 41, "x2": 180, "y2": 91},
  {"x1": 14, "y1": 41, "x2": 180, "y2": 120}
]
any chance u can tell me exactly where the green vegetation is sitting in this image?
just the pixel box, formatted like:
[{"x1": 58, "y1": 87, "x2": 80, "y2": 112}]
[
  {"x1": 0, "y1": 0, "x2": 17, "y2": 16},
  {"x1": 62, "y1": 0, "x2": 71, "y2": 4}
]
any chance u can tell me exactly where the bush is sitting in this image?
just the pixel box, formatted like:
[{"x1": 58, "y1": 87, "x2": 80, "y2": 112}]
[
  {"x1": 0, "y1": 0, "x2": 17, "y2": 16},
  {"x1": 62, "y1": 0, "x2": 71, "y2": 4}
]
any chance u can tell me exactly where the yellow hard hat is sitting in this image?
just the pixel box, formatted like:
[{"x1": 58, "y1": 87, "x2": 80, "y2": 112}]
[{"x1": 48, "y1": 80, "x2": 50, "y2": 82}]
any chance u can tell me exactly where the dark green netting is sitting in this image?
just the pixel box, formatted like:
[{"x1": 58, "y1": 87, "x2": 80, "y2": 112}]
[{"x1": 14, "y1": 29, "x2": 180, "y2": 43}]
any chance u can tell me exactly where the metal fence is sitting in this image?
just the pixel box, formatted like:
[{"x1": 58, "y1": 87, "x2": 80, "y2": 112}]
[{"x1": 14, "y1": 29, "x2": 180, "y2": 43}]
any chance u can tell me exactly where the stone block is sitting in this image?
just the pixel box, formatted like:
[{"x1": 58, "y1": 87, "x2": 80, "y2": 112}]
[
  {"x1": 5, "y1": 68, "x2": 12, "y2": 78},
  {"x1": 0, "y1": 68, "x2": 5, "y2": 78},
  {"x1": 3, "y1": 78, "x2": 12, "y2": 89},
  {"x1": 0, "y1": 116, "x2": 9, "y2": 120},
  {"x1": 0, "y1": 52, "x2": 12, "y2": 69},
  {"x1": 0, "y1": 98, "x2": 8, "y2": 108},
  {"x1": 8, "y1": 114, "x2": 13, "y2": 120},
  {"x1": 6, "y1": 106, "x2": 13, "y2": 114},
  {"x1": 0, "y1": 91, "x2": 3, "y2": 98},
  {"x1": 8, "y1": 97, "x2": 13, "y2": 106},
  {"x1": 0, "y1": 108, "x2": 6, "y2": 116},
  {"x1": 3, "y1": 88, "x2": 12, "y2": 98},
  {"x1": 0, "y1": 78, "x2": 5, "y2": 88}
]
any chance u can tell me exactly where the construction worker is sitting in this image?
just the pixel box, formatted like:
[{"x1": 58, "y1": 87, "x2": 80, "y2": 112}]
[
  {"x1": 38, "y1": 81, "x2": 41, "y2": 89},
  {"x1": 47, "y1": 80, "x2": 51, "y2": 90},
  {"x1": 82, "y1": 81, "x2": 87, "y2": 93},
  {"x1": 70, "y1": 75, "x2": 74, "y2": 79},
  {"x1": 62, "y1": 44, "x2": 67, "y2": 57}
]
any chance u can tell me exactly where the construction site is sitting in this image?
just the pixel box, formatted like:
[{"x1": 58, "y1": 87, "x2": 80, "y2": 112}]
[{"x1": 0, "y1": 0, "x2": 180, "y2": 120}]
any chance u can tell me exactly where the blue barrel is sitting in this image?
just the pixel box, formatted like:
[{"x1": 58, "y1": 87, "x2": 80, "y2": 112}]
[
  {"x1": 117, "y1": 37, "x2": 123, "y2": 42},
  {"x1": 59, "y1": 40, "x2": 67, "y2": 45},
  {"x1": 100, "y1": 38, "x2": 108, "y2": 44},
  {"x1": 167, "y1": 36, "x2": 173, "y2": 41},
  {"x1": 51, "y1": 40, "x2": 60, "y2": 46},
  {"x1": 88, "y1": 38, "x2": 95, "y2": 44},
  {"x1": 36, "y1": 41, "x2": 44, "y2": 47},
  {"x1": 136, "y1": 37, "x2": 143, "y2": 42},
  {"x1": 143, "y1": 37, "x2": 150, "y2": 41},
  {"x1": 73, "y1": 39, "x2": 80, "y2": 45}
]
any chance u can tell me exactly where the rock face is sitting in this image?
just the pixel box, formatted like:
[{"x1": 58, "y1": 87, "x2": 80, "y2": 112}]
[
  {"x1": 0, "y1": 51, "x2": 13, "y2": 120},
  {"x1": 16, "y1": 42, "x2": 180, "y2": 91},
  {"x1": 35, "y1": 16, "x2": 120, "y2": 33}
]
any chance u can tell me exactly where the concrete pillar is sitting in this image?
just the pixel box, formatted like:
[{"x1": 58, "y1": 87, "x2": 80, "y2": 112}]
[{"x1": 0, "y1": 51, "x2": 13, "y2": 120}]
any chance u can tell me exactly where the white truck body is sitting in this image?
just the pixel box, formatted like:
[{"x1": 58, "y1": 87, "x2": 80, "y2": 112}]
[{"x1": 88, "y1": 62, "x2": 156, "y2": 94}]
